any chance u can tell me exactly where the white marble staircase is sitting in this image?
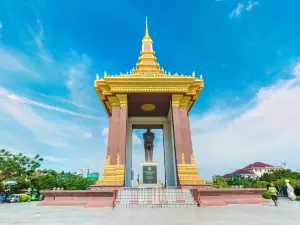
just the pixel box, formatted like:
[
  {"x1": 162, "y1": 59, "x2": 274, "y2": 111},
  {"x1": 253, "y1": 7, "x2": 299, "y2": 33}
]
[{"x1": 114, "y1": 187, "x2": 197, "y2": 208}]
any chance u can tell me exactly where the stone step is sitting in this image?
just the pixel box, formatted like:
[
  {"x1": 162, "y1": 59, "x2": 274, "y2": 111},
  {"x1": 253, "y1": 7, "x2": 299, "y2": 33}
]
[{"x1": 115, "y1": 188, "x2": 197, "y2": 208}]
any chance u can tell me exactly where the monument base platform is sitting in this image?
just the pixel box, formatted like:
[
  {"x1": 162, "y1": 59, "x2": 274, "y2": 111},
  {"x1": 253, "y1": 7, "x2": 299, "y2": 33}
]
[
  {"x1": 196, "y1": 188, "x2": 268, "y2": 207},
  {"x1": 37, "y1": 187, "x2": 268, "y2": 208},
  {"x1": 38, "y1": 190, "x2": 117, "y2": 208}
]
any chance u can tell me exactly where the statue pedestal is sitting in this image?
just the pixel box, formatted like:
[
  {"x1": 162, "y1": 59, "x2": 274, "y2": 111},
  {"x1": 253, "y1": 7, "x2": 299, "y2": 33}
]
[{"x1": 139, "y1": 162, "x2": 161, "y2": 188}]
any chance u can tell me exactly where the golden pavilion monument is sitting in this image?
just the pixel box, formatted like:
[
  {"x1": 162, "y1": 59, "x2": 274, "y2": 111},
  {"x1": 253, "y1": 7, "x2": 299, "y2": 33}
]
[{"x1": 94, "y1": 18, "x2": 205, "y2": 187}]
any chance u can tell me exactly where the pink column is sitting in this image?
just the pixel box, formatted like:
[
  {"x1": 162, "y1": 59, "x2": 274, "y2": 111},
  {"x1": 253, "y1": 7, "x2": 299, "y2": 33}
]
[
  {"x1": 180, "y1": 109, "x2": 193, "y2": 164},
  {"x1": 172, "y1": 107, "x2": 183, "y2": 164},
  {"x1": 107, "y1": 108, "x2": 120, "y2": 165},
  {"x1": 117, "y1": 107, "x2": 127, "y2": 164},
  {"x1": 106, "y1": 107, "x2": 127, "y2": 165},
  {"x1": 172, "y1": 107, "x2": 193, "y2": 164}
]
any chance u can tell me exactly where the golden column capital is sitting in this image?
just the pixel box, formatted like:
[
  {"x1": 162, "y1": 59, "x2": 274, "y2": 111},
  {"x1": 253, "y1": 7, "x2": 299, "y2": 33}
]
[
  {"x1": 107, "y1": 96, "x2": 120, "y2": 109},
  {"x1": 172, "y1": 94, "x2": 183, "y2": 107},
  {"x1": 107, "y1": 94, "x2": 128, "y2": 109},
  {"x1": 116, "y1": 94, "x2": 128, "y2": 108},
  {"x1": 172, "y1": 94, "x2": 192, "y2": 110}
]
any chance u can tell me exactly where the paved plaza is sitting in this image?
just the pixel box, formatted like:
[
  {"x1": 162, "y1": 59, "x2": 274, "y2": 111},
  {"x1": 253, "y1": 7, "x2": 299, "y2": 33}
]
[{"x1": 1, "y1": 198, "x2": 300, "y2": 225}]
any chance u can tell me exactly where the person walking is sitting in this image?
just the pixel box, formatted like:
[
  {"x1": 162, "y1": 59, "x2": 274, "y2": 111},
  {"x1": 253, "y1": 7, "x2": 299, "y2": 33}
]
[
  {"x1": 285, "y1": 180, "x2": 296, "y2": 201},
  {"x1": 1, "y1": 186, "x2": 10, "y2": 203},
  {"x1": 268, "y1": 183, "x2": 278, "y2": 206}
]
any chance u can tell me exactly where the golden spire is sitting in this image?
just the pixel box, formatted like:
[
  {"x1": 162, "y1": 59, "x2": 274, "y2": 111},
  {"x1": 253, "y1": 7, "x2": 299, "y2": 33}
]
[
  {"x1": 130, "y1": 17, "x2": 164, "y2": 76},
  {"x1": 143, "y1": 17, "x2": 151, "y2": 41}
]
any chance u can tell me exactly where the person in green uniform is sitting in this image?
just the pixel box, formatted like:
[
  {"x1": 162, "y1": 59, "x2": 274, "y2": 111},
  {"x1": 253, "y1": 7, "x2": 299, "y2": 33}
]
[{"x1": 268, "y1": 183, "x2": 278, "y2": 206}]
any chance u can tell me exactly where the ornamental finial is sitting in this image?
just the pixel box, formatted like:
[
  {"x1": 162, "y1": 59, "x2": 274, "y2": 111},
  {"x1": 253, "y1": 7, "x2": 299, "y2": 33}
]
[
  {"x1": 200, "y1": 74, "x2": 203, "y2": 79},
  {"x1": 145, "y1": 17, "x2": 148, "y2": 35},
  {"x1": 143, "y1": 17, "x2": 151, "y2": 40},
  {"x1": 104, "y1": 71, "x2": 107, "y2": 77},
  {"x1": 192, "y1": 71, "x2": 195, "y2": 77},
  {"x1": 96, "y1": 74, "x2": 99, "y2": 79},
  {"x1": 117, "y1": 153, "x2": 120, "y2": 165}
]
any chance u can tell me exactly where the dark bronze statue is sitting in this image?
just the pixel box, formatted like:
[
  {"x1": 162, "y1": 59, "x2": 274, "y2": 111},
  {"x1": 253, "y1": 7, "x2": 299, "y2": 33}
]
[{"x1": 143, "y1": 128, "x2": 155, "y2": 162}]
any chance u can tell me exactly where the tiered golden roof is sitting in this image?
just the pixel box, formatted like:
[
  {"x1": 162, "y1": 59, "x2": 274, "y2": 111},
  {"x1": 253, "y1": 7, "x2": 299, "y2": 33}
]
[
  {"x1": 131, "y1": 17, "x2": 164, "y2": 76},
  {"x1": 94, "y1": 18, "x2": 204, "y2": 116}
]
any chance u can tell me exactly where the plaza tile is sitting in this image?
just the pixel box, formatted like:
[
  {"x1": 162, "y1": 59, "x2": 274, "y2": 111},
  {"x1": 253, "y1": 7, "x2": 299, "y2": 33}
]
[{"x1": 1, "y1": 198, "x2": 300, "y2": 225}]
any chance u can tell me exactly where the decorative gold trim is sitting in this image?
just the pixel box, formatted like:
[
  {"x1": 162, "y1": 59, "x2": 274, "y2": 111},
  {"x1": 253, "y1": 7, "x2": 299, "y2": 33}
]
[
  {"x1": 95, "y1": 76, "x2": 203, "y2": 116},
  {"x1": 96, "y1": 154, "x2": 125, "y2": 186},
  {"x1": 177, "y1": 163, "x2": 206, "y2": 185},
  {"x1": 106, "y1": 154, "x2": 111, "y2": 166},
  {"x1": 172, "y1": 94, "x2": 183, "y2": 107},
  {"x1": 105, "y1": 94, "x2": 128, "y2": 111},
  {"x1": 191, "y1": 154, "x2": 195, "y2": 165},
  {"x1": 116, "y1": 153, "x2": 120, "y2": 165},
  {"x1": 107, "y1": 96, "x2": 120, "y2": 109},
  {"x1": 181, "y1": 153, "x2": 185, "y2": 164},
  {"x1": 116, "y1": 94, "x2": 127, "y2": 108},
  {"x1": 141, "y1": 104, "x2": 156, "y2": 111},
  {"x1": 172, "y1": 94, "x2": 193, "y2": 110}
]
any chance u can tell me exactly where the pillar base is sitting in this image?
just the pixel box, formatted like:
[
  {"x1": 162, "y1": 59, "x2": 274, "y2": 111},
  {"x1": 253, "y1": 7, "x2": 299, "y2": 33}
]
[
  {"x1": 96, "y1": 164, "x2": 125, "y2": 186},
  {"x1": 177, "y1": 164, "x2": 206, "y2": 185}
]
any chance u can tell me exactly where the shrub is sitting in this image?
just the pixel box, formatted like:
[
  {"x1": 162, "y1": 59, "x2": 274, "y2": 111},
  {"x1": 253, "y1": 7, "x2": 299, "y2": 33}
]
[
  {"x1": 19, "y1": 194, "x2": 30, "y2": 202},
  {"x1": 252, "y1": 181, "x2": 269, "y2": 188},
  {"x1": 296, "y1": 196, "x2": 300, "y2": 201},
  {"x1": 262, "y1": 192, "x2": 272, "y2": 199},
  {"x1": 291, "y1": 180, "x2": 300, "y2": 196},
  {"x1": 0, "y1": 183, "x2": 4, "y2": 193}
]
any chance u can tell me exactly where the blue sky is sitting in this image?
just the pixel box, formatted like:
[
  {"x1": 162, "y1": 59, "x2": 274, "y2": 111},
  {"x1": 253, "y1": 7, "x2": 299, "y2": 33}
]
[{"x1": 0, "y1": 0, "x2": 300, "y2": 181}]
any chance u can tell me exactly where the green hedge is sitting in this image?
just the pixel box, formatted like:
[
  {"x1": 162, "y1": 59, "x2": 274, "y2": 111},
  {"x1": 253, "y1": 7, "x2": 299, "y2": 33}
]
[
  {"x1": 19, "y1": 194, "x2": 30, "y2": 202},
  {"x1": 262, "y1": 192, "x2": 272, "y2": 199},
  {"x1": 296, "y1": 196, "x2": 300, "y2": 201}
]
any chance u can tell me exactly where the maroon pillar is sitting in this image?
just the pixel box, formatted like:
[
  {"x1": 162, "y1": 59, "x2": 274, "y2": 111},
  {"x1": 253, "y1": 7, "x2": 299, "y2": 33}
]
[
  {"x1": 172, "y1": 106, "x2": 193, "y2": 164},
  {"x1": 106, "y1": 107, "x2": 127, "y2": 165},
  {"x1": 107, "y1": 108, "x2": 120, "y2": 165},
  {"x1": 180, "y1": 109, "x2": 193, "y2": 164},
  {"x1": 172, "y1": 107, "x2": 184, "y2": 164},
  {"x1": 118, "y1": 107, "x2": 127, "y2": 164}
]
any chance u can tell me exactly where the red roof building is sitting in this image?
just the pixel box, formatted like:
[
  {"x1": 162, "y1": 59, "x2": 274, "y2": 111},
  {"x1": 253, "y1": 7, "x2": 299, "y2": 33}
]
[{"x1": 224, "y1": 162, "x2": 284, "y2": 179}]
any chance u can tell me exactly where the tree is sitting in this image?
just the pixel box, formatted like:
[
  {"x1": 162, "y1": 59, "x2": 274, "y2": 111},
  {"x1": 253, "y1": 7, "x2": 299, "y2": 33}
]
[
  {"x1": 0, "y1": 149, "x2": 44, "y2": 192},
  {"x1": 0, "y1": 149, "x2": 96, "y2": 192},
  {"x1": 212, "y1": 176, "x2": 231, "y2": 188},
  {"x1": 0, "y1": 149, "x2": 43, "y2": 181}
]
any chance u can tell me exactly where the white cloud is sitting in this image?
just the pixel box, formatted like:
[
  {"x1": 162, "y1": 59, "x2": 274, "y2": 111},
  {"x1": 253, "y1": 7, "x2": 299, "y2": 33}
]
[
  {"x1": 229, "y1": 1, "x2": 258, "y2": 18},
  {"x1": 84, "y1": 132, "x2": 93, "y2": 138},
  {"x1": 0, "y1": 47, "x2": 36, "y2": 75},
  {"x1": 1, "y1": 146, "x2": 66, "y2": 163},
  {"x1": 0, "y1": 20, "x2": 107, "y2": 174},
  {"x1": 0, "y1": 88, "x2": 96, "y2": 149},
  {"x1": 66, "y1": 54, "x2": 94, "y2": 107},
  {"x1": 192, "y1": 62, "x2": 300, "y2": 180},
  {"x1": 42, "y1": 155, "x2": 66, "y2": 162},
  {"x1": 246, "y1": 1, "x2": 258, "y2": 11},
  {"x1": 102, "y1": 128, "x2": 109, "y2": 137},
  {"x1": 293, "y1": 62, "x2": 300, "y2": 77},
  {"x1": 27, "y1": 20, "x2": 53, "y2": 63},
  {"x1": 230, "y1": 3, "x2": 244, "y2": 18},
  {"x1": 0, "y1": 87, "x2": 101, "y2": 120}
]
